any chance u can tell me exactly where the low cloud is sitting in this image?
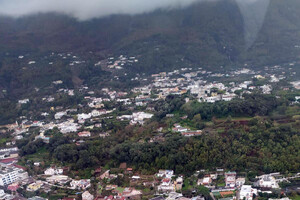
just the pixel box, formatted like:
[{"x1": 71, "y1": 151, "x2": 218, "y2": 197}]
[
  {"x1": 0, "y1": 0, "x2": 270, "y2": 48},
  {"x1": 0, "y1": 0, "x2": 200, "y2": 20},
  {"x1": 236, "y1": 0, "x2": 270, "y2": 48}
]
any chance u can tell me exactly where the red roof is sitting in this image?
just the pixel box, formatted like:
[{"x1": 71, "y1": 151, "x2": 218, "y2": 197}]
[
  {"x1": 7, "y1": 184, "x2": 19, "y2": 191},
  {"x1": 162, "y1": 178, "x2": 171, "y2": 183},
  {"x1": 0, "y1": 158, "x2": 17, "y2": 164},
  {"x1": 106, "y1": 195, "x2": 114, "y2": 200},
  {"x1": 95, "y1": 167, "x2": 102, "y2": 173},
  {"x1": 12, "y1": 164, "x2": 27, "y2": 170},
  {"x1": 78, "y1": 131, "x2": 91, "y2": 136}
]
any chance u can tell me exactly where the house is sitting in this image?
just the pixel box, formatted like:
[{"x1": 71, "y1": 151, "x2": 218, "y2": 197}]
[
  {"x1": 238, "y1": 185, "x2": 257, "y2": 200},
  {"x1": 157, "y1": 170, "x2": 174, "y2": 178},
  {"x1": 191, "y1": 197, "x2": 205, "y2": 200},
  {"x1": 119, "y1": 162, "x2": 127, "y2": 169},
  {"x1": 70, "y1": 179, "x2": 91, "y2": 190},
  {"x1": 126, "y1": 168, "x2": 133, "y2": 174},
  {"x1": 0, "y1": 153, "x2": 7, "y2": 160},
  {"x1": 55, "y1": 111, "x2": 67, "y2": 120},
  {"x1": 181, "y1": 130, "x2": 202, "y2": 137},
  {"x1": 82, "y1": 191, "x2": 94, "y2": 200},
  {"x1": 46, "y1": 175, "x2": 70, "y2": 185},
  {"x1": 210, "y1": 174, "x2": 218, "y2": 180},
  {"x1": 0, "y1": 189, "x2": 12, "y2": 199},
  {"x1": 172, "y1": 124, "x2": 188, "y2": 133},
  {"x1": 225, "y1": 171, "x2": 236, "y2": 188},
  {"x1": 44, "y1": 167, "x2": 63, "y2": 175},
  {"x1": 78, "y1": 113, "x2": 92, "y2": 121},
  {"x1": 162, "y1": 178, "x2": 172, "y2": 186},
  {"x1": 165, "y1": 192, "x2": 183, "y2": 200},
  {"x1": 35, "y1": 132, "x2": 50, "y2": 143},
  {"x1": 236, "y1": 178, "x2": 245, "y2": 188},
  {"x1": 28, "y1": 196, "x2": 47, "y2": 200},
  {"x1": 7, "y1": 183, "x2": 19, "y2": 191},
  {"x1": 105, "y1": 185, "x2": 118, "y2": 190},
  {"x1": 121, "y1": 187, "x2": 142, "y2": 199},
  {"x1": 27, "y1": 181, "x2": 43, "y2": 191},
  {"x1": 18, "y1": 99, "x2": 30, "y2": 104},
  {"x1": 254, "y1": 175, "x2": 279, "y2": 189},
  {"x1": 99, "y1": 132, "x2": 110, "y2": 138},
  {"x1": 150, "y1": 197, "x2": 165, "y2": 200},
  {"x1": 78, "y1": 131, "x2": 91, "y2": 137},
  {"x1": 158, "y1": 178, "x2": 175, "y2": 193},
  {"x1": 132, "y1": 175, "x2": 140, "y2": 180},
  {"x1": 62, "y1": 198, "x2": 76, "y2": 200},
  {"x1": 166, "y1": 114, "x2": 174, "y2": 118},
  {"x1": 202, "y1": 177, "x2": 212, "y2": 186},
  {"x1": 175, "y1": 177, "x2": 183, "y2": 191},
  {"x1": 99, "y1": 170, "x2": 110, "y2": 180}
]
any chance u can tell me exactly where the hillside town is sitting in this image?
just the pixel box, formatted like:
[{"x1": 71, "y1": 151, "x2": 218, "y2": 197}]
[{"x1": 0, "y1": 53, "x2": 299, "y2": 200}]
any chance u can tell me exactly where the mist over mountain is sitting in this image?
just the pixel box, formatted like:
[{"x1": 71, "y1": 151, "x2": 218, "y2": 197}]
[
  {"x1": 0, "y1": 0, "x2": 265, "y2": 21},
  {"x1": 0, "y1": 0, "x2": 299, "y2": 77}
]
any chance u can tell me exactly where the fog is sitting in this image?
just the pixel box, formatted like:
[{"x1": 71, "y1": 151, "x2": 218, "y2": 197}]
[
  {"x1": 0, "y1": 0, "x2": 270, "y2": 47},
  {"x1": 236, "y1": 0, "x2": 271, "y2": 48},
  {"x1": 0, "y1": 0, "x2": 200, "y2": 20}
]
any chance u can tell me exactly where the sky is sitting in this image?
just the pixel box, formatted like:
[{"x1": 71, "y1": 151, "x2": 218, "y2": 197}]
[{"x1": 0, "y1": 0, "x2": 270, "y2": 47}]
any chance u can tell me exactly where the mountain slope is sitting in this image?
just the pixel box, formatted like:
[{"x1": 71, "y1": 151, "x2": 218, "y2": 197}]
[
  {"x1": 0, "y1": 0, "x2": 300, "y2": 99},
  {"x1": 0, "y1": 0, "x2": 299, "y2": 68}
]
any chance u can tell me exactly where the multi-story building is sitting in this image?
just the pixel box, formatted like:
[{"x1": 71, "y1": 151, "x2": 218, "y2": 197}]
[
  {"x1": 0, "y1": 164, "x2": 28, "y2": 186},
  {"x1": 225, "y1": 171, "x2": 237, "y2": 188}
]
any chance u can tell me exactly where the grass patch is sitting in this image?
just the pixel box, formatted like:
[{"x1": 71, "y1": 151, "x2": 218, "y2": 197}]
[
  {"x1": 182, "y1": 179, "x2": 195, "y2": 191},
  {"x1": 25, "y1": 146, "x2": 49, "y2": 162},
  {"x1": 143, "y1": 188, "x2": 151, "y2": 193},
  {"x1": 0, "y1": 138, "x2": 7, "y2": 146},
  {"x1": 291, "y1": 195, "x2": 300, "y2": 200},
  {"x1": 116, "y1": 187, "x2": 124, "y2": 193}
]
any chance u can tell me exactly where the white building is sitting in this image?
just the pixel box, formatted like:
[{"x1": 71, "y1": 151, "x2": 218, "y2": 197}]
[
  {"x1": 82, "y1": 191, "x2": 94, "y2": 200},
  {"x1": 18, "y1": 99, "x2": 30, "y2": 104},
  {"x1": 166, "y1": 192, "x2": 183, "y2": 200},
  {"x1": 57, "y1": 120, "x2": 80, "y2": 134},
  {"x1": 225, "y1": 171, "x2": 236, "y2": 188},
  {"x1": 0, "y1": 189, "x2": 12, "y2": 199},
  {"x1": 255, "y1": 175, "x2": 279, "y2": 189},
  {"x1": 91, "y1": 110, "x2": 101, "y2": 117},
  {"x1": 77, "y1": 113, "x2": 92, "y2": 121},
  {"x1": 158, "y1": 178, "x2": 175, "y2": 193},
  {"x1": 204, "y1": 96, "x2": 221, "y2": 103},
  {"x1": 236, "y1": 177, "x2": 246, "y2": 188},
  {"x1": 70, "y1": 179, "x2": 91, "y2": 190},
  {"x1": 157, "y1": 170, "x2": 174, "y2": 179},
  {"x1": 130, "y1": 112, "x2": 154, "y2": 125},
  {"x1": 0, "y1": 164, "x2": 28, "y2": 186},
  {"x1": 54, "y1": 112, "x2": 67, "y2": 120},
  {"x1": 44, "y1": 167, "x2": 63, "y2": 176},
  {"x1": 238, "y1": 185, "x2": 257, "y2": 200}
]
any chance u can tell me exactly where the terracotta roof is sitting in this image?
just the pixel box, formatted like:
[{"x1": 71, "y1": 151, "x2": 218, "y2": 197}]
[
  {"x1": 7, "y1": 184, "x2": 19, "y2": 191},
  {"x1": 0, "y1": 158, "x2": 17, "y2": 164},
  {"x1": 12, "y1": 164, "x2": 27, "y2": 170},
  {"x1": 119, "y1": 162, "x2": 127, "y2": 169}
]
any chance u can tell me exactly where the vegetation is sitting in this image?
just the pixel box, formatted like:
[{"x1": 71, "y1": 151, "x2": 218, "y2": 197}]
[{"x1": 17, "y1": 94, "x2": 300, "y2": 177}]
